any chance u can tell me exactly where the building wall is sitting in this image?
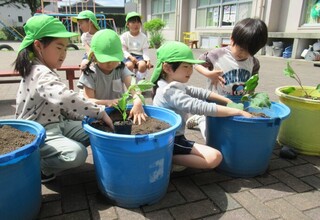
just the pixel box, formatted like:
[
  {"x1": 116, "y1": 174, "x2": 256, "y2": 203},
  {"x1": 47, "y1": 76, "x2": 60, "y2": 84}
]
[
  {"x1": 0, "y1": 3, "x2": 31, "y2": 26},
  {"x1": 137, "y1": 0, "x2": 320, "y2": 59}
]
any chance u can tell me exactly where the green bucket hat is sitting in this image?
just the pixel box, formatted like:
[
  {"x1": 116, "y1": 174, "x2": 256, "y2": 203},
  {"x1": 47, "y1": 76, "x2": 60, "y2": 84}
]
[
  {"x1": 150, "y1": 41, "x2": 205, "y2": 83},
  {"x1": 126, "y1": 11, "x2": 141, "y2": 22},
  {"x1": 90, "y1": 29, "x2": 123, "y2": 63},
  {"x1": 73, "y1": 10, "x2": 100, "y2": 30},
  {"x1": 19, "y1": 15, "x2": 78, "y2": 52}
]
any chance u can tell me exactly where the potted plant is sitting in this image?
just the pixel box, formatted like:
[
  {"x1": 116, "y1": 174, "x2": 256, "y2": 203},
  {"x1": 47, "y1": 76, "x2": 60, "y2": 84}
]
[
  {"x1": 111, "y1": 78, "x2": 154, "y2": 134},
  {"x1": 143, "y1": 18, "x2": 165, "y2": 48},
  {"x1": 0, "y1": 120, "x2": 46, "y2": 220},
  {"x1": 275, "y1": 62, "x2": 320, "y2": 156},
  {"x1": 82, "y1": 78, "x2": 182, "y2": 208},
  {"x1": 206, "y1": 75, "x2": 290, "y2": 177}
]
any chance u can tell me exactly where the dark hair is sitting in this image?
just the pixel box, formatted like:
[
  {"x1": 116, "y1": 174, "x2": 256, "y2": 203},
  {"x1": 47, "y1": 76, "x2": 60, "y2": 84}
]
[
  {"x1": 152, "y1": 62, "x2": 182, "y2": 99},
  {"x1": 13, "y1": 37, "x2": 55, "y2": 78},
  {"x1": 127, "y1": 16, "x2": 141, "y2": 23},
  {"x1": 83, "y1": 59, "x2": 125, "y2": 76},
  {"x1": 231, "y1": 18, "x2": 268, "y2": 56}
]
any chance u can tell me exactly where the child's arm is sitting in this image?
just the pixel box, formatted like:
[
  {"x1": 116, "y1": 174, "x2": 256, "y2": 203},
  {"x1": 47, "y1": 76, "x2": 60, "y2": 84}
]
[
  {"x1": 82, "y1": 86, "x2": 118, "y2": 107},
  {"x1": 206, "y1": 91, "x2": 233, "y2": 105},
  {"x1": 123, "y1": 75, "x2": 147, "y2": 124},
  {"x1": 194, "y1": 64, "x2": 225, "y2": 88}
]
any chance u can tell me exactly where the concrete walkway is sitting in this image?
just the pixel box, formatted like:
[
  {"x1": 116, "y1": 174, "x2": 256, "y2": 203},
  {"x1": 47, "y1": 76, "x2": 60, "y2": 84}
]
[{"x1": 1, "y1": 44, "x2": 320, "y2": 220}]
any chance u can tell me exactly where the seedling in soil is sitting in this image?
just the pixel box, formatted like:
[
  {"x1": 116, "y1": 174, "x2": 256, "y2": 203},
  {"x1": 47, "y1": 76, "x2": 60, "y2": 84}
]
[
  {"x1": 282, "y1": 62, "x2": 320, "y2": 99},
  {"x1": 113, "y1": 77, "x2": 154, "y2": 121},
  {"x1": 227, "y1": 74, "x2": 271, "y2": 111}
]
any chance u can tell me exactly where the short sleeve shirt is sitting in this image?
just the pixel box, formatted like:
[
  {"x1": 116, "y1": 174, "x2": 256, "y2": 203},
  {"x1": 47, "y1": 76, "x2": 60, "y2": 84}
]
[{"x1": 77, "y1": 64, "x2": 133, "y2": 100}]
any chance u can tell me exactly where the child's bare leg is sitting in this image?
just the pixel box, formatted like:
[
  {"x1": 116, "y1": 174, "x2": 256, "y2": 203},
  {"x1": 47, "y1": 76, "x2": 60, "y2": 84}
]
[
  {"x1": 172, "y1": 143, "x2": 222, "y2": 169},
  {"x1": 137, "y1": 60, "x2": 147, "y2": 73},
  {"x1": 125, "y1": 61, "x2": 135, "y2": 72}
]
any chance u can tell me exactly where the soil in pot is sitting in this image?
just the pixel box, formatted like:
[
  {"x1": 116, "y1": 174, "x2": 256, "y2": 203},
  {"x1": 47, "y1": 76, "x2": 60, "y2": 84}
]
[
  {"x1": 91, "y1": 110, "x2": 171, "y2": 135},
  {"x1": 0, "y1": 125, "x2": 36, "y2": 155}
]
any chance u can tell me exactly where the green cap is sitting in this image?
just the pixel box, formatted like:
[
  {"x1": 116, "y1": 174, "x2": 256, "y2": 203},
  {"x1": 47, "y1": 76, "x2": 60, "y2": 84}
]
[
  {"x1": 90, "y1": 29, "x2": 123, "y2": 63},
  {"x1": 19, "y1": 15, "x2": 78, "y2": 52},
  {"x1": 126, "y1": 11, "x2": 141, "y2": 22},
  {"x1": 73, "y1": 10, "x2": 100, "y2": 30},
  {"x1": 150, "y1": 41, "x2": 205, "y2": 83}
]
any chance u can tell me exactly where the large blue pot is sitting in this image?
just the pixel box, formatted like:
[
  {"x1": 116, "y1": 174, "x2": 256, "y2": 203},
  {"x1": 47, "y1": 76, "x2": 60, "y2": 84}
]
[
  {"x1": 83, "y1": 105, "x2": 181, "y2": 208},
  {"x1": 0, "y1": 119, "x2": 46, "y2": 220},
  {"x1": 206, "y1": 102, "x2": 290, "y2": 177}
]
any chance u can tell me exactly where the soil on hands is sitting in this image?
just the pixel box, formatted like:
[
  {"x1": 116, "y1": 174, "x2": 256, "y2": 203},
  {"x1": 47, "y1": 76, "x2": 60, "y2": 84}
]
[
  {"x1": 91, "y1": 110, "x2": 171, "y2": 135},
  {"x1": 0, "y1": 125, "x2": 36, "y2": 155}
]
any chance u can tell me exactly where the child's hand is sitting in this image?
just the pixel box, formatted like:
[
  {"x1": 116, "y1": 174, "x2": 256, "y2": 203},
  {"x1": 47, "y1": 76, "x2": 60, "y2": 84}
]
[
  {"x1": 240, "y1": 110, "x2": 253, "y2": 118},
  {"x1": 129, "y1": 56, "x2": 138, "y2": 65},
  {"x1": 101, "y1": 111, "x2": 114, "y2": 131},
  {"x1": 80, "y1": 59, "x2": 89, "y2": 70},
  {"x1": 106, "y1": 99, "x2": 118, "y2": 107},
  {"x1": 207, "y1": 69, "x2": 225, "y2": 88},
  {"x1": 129, "y1": 98, "x2": 147, "y2": 125}
]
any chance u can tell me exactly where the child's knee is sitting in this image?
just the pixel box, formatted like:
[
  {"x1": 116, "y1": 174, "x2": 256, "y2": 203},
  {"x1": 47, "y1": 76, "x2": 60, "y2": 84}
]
[
  {"x1": 62, "y1": 144, "x2": 88, "y2": 168},
  {"x1": 207, "y1": 150, "x2": 223, "y2": 169}
]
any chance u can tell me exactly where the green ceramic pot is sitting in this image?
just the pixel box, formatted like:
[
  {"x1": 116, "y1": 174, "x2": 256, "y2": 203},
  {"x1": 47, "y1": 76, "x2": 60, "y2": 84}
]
[{"x1": 275, "y1": 86, "x2": 320, "y2": 155}]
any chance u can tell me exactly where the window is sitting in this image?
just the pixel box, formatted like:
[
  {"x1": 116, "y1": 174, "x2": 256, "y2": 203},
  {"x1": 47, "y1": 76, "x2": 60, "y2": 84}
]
[
  {"x1": 18, "y1": 16, "x2": 23, "y2": 23},
  {"x1": 196, "y1": 0, "x2": 252, "y2": 28},
  {"x1": 151, "y1": 0, "x2": 176, "y2": 28},
  {"x1": 301, "y1": 0, "x2": 320, "y2": 25}
]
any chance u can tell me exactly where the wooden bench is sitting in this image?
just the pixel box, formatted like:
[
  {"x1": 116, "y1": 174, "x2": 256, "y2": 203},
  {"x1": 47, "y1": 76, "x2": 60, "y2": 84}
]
[
  {"x1": 0, "y1": 65, "x2": 81, "y2": 90},
  {"x1": 0, "y1": 70, "x2": 21, "y2": 84},
  {"x1": 56, "y1": 65, "x2": 81, "y2": 90}
]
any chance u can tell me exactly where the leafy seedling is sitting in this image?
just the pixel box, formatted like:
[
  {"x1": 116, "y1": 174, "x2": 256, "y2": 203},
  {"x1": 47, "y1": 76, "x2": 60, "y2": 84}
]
[
  {"x1": 113, "y1": 77, "x2": 154, "y2": 121},
  {"x1": 227, "y1": 74, "x2": 271, "y2": 110},
  {"x1": 283, "y1": 62, "x2": 320, "y2": 99}
]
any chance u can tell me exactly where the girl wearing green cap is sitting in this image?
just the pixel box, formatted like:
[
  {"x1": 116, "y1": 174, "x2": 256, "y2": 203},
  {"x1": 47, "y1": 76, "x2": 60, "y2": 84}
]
[
  {"x1": 120, "y1": 11, "x2": 152, "y2": 82},
  {"x1": 14, "y1": 15, "x2": 113, "y2": 183},
  {"x1": 78, "y1": 29, "x2": 147, "y2": 125},
  {"x1": 73, "y1": 10, "x2": 100, "y2": 69},
  {"x1": 151, "y1": 41, "x2": 252, "y2": 170}
]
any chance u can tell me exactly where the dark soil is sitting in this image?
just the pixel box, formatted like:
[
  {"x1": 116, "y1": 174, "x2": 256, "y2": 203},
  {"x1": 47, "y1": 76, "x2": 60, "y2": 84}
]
[
  {"x1": 0, "y1": 125, "x2": 36, "y2": 155},
  {"x1": 251, "y1": 112, "x2": 269, "y2": 118},
  {"x1": 91, "y1": 110, "x2": 171, "y2": 135}
]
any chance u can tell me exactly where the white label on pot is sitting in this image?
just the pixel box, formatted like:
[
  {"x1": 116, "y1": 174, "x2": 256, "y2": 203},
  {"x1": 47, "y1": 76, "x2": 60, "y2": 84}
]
[{"x1": 149, "y1": 159, "x2": 164, "y2": 183}]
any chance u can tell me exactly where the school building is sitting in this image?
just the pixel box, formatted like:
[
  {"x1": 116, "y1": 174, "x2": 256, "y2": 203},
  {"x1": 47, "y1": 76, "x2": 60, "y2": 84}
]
[{"x1": 129, "y1": 0, "x2": 320, "y2": 59}]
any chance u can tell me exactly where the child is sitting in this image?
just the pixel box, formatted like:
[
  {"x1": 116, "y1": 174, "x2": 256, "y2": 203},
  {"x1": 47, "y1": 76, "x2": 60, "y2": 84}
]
[
  {"x1": 187, "y1": 18, "x2": 268, "y2": 139},
  {"x1": 14, "y1": 15, "x2": 113, "y2": 183},
  {"x1": 150, "y1": 41, "x2": 252, "y2": 170},
  {"x1": 77, "y1": 29, "x2": 147, "y2": 125},
  {"x1": 120, "y1": 11, "x2": 151, "y2": 82},
  {"x1": 73, "y1": 10, "x2": 100, "y2": 69}
]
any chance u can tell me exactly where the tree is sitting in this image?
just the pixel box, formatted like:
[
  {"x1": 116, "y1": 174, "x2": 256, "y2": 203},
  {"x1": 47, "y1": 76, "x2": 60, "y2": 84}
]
[{"x1": 0, "y1": 0, "x2": 41, "y2": 15}]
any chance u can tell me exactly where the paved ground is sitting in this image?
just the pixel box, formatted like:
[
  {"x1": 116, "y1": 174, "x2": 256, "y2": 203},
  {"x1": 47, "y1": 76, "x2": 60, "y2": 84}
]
[{"x1": 1, "y1": 43, "x2": 320, "y2": 220}]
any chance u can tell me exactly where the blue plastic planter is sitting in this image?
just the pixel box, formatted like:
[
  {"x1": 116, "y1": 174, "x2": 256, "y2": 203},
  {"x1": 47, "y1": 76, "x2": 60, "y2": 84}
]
[
  {"x1": 206, "y1": 102, "x2": 290, "y2": 177},
  {"x1": 0, "y1": 119, "x2": 46, "y2": 220},
  {"x1": 83, "y1": 105, "x2": 181, "y2": 208}
]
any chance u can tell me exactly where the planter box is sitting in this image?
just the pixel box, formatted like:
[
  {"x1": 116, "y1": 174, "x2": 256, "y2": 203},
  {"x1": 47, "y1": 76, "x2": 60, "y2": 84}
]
[
  {"x1": 83, "y1": 105, "x2": 181, "y2": 208},
  {"x1": 0, "y1": 120, "x2": 46, "y2": 220},
  {"x1": 275, "y1": 86, "x2": 320, "y2": 155},
  {"x1": 206, "y1": 102, "x2": 290, "y2": 177}
]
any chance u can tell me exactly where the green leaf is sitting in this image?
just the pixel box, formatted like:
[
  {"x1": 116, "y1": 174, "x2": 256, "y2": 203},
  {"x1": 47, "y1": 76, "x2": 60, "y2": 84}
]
[
  {"x1": 316, "y1": 84, "x2": 320, "y2": 92},
  {"x1": 227, "y1": 102, "x2": 244, "y2": 110},
  {"x1": 283, "y1": 62, "x2": 296, "y2": 78},
  {"x1": 249, "y1": 92, "x2": 271, "y2": 109},
  {"x1": 244, "y1": 75, "x2": 259, "y2": 92},
  {"x1": 136, "y1": 80, "x2": 155, "y2": 92},
  {"x1": 281, "y1": 87, "x2": 296, "y2": 94},
  {"x1": 241, "y1": 94, "x2": 250, "y2": 102}
]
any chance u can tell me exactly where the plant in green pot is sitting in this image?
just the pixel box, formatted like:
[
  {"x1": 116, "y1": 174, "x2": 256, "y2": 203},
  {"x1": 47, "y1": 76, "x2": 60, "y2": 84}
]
[
  {"x1": 275, "y1": 62, "x2": 320, "y2": 156},
  {"x1": 206, "y1": 75, "x2": 290, "y2": 177},
  {"x1": 143, "y1": 18, "x2": 165, "y2": 48}
]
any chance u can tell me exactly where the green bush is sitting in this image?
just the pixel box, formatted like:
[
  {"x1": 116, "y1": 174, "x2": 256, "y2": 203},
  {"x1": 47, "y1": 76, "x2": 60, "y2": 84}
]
[
  {"x1": 2, "y1": 26, "x2": 24, "y2": 41},
  {"x1": 143, "y1": 18, "x2": 165, "y2": 48}
]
